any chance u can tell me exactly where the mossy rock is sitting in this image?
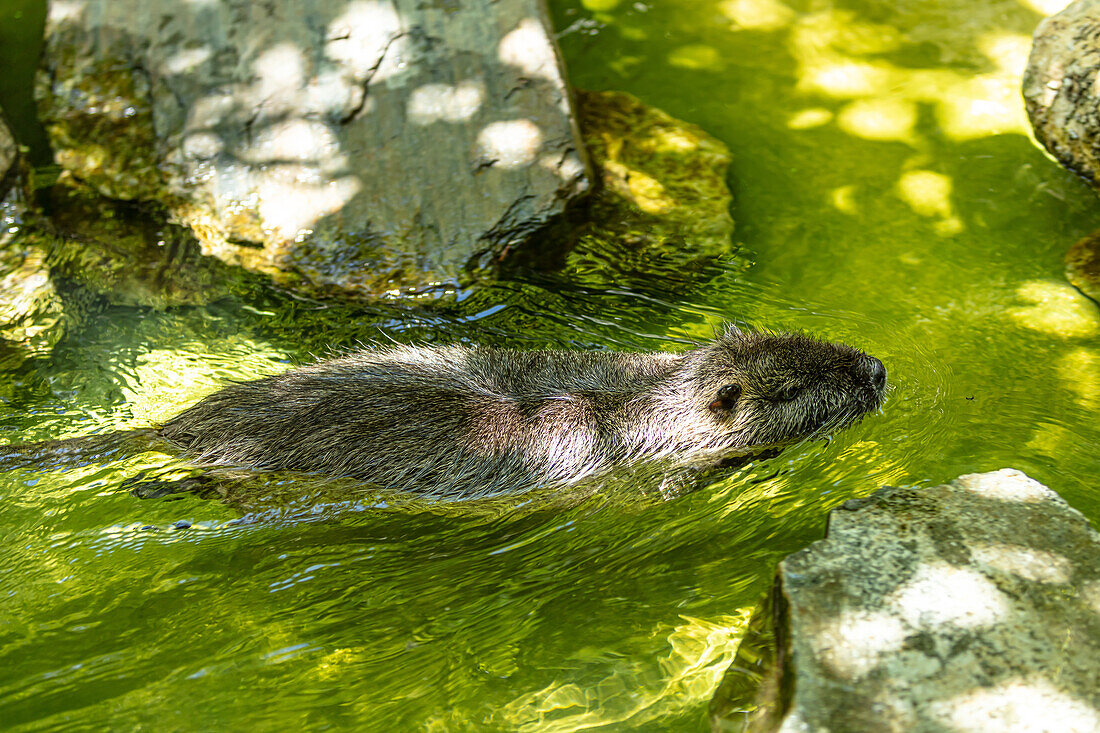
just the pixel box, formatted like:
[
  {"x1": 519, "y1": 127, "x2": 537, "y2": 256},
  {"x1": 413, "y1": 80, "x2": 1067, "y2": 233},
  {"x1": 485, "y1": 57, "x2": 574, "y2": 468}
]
[
  {"x1": 576, "y1": 89, "x2": 734, "y2": 256},
  {"x1": 36, "y1": 30, "x2": 162, "y2": 202},
  {"x1": 40, "y1": 176, "x2": 258, "y2": 309},
  {"x1": 36, "y1": 0, "x2": 590, "y2": 300},
  {"x1": 507, "y1": 90, "x2": 738, "y2": 292}
]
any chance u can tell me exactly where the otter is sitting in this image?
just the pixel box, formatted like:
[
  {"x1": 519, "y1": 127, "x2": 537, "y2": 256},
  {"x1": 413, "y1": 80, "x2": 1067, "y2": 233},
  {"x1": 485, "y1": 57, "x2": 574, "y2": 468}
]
[{"x1": 2, "y1": 328, "x2": 887, "y2": 500}]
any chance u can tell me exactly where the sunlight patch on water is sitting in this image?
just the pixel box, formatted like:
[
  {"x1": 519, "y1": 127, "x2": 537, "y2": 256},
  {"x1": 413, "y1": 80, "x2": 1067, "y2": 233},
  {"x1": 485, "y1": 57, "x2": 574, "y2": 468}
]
[
  {"x1": 493, "y1": 612, "x2": 751, "y2": 731},
  {"x1": 1016, "y1": 0, "x2": 1074, "y2": 16},
  {"x1": 896, "y1": 170, "x2": 964, "y2": 235},
  {"x1": 667, "y1": 44, "x2": 722, "y2": 70},
  {"x1": 829, "y1": 184, "x2": 858, "y2": 214},
  {"x1": 1056, "y1": 347, "x2": 1100, "y2": 408},
  {"x1": 836, "y1": 97, "x2": 916, "y2": 142},
  {"x1": 41, "y1": 334, "x2": 295, "y2": 434},
  {"x1": 1008, "y1": 280, "x2": 1100, "y2": 338},
  {"x1": 787, "y1": 107, "x2": 832, "y2": 129},
  {"x1": 719, "y1": 0, "x2": 795, "y2": 31},
  {"x1": 791, "y1": 11, "x2": 1032, "y2": 142}
]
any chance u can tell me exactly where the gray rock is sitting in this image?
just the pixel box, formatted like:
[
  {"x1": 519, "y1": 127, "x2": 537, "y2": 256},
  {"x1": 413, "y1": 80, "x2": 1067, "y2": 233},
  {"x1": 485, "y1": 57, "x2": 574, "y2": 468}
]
[
  {"x1": 1024, "y1": 0, "x2": 1100, "y2": 186},
  {"x1": 1067, "y1": 230, "x2": 1100, "y2": 304},
  {"x1": 711, "y1": 469, "x2": 1100, "y2": 733},
  {"x1": 37, "y1": 0, "x2": 590, "y2": 298},
  {"x1": 0, "y1": 110, "x2": 65, "y2": 366}
]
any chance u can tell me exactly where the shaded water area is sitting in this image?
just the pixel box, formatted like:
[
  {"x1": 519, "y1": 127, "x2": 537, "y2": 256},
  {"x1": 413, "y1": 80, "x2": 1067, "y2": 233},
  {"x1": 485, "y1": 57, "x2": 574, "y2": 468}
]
[{"x1": 2, "y1": 0, "x2": 1099, "y2": 729}]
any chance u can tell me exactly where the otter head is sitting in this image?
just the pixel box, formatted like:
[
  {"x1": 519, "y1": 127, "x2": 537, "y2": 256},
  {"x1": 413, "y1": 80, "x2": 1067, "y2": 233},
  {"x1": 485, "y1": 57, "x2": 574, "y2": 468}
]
[{"x1": 687, "y1": 327, "x2": 887, "y2": 453}]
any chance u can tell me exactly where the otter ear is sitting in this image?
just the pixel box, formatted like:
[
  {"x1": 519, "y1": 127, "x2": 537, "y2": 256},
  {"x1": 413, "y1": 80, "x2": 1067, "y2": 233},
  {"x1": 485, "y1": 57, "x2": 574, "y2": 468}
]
[{"x1": 709, "y1": 384, "x2": 741, "y2": 413}]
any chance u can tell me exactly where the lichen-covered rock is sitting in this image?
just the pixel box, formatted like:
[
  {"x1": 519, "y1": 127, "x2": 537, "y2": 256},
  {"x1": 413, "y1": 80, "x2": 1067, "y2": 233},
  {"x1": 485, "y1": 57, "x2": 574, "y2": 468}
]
[
  {"x1": 577, "y1": 89, "x2": 733, "y2": 256},
  {"x1": 711, "y1": 469, "x2": 1100, "y2": 733},
  {"x1": 0, "y1": 111, "x2": 66, "y2": 366},
  {"x1": 1067, "y1": 230, "x2": 1100, "y2": 304},
  {"x1": 37, "y1": 0, "x2": 590, "y2": 299},
  {"x1": 41, "y1": 177, "x2": 252, "y2": 309},
  {"x1": 1023, "y1": 0, "x2": 1100, "y2": 186}
]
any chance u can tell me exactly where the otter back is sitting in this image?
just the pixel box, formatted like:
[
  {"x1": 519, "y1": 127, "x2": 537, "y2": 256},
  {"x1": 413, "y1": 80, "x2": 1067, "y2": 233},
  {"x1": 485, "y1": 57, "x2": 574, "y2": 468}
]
[{"x1": 4, "y1": 330, "x2": 888, "y2": 500}]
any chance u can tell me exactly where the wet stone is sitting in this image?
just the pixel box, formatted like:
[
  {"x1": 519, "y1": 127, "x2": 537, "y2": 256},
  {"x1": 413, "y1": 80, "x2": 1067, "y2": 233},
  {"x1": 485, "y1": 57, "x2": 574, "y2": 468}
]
[
  {"x1": 1023, "y1": 0, "x2": 1100, "y2": 188},
  {"x1": 710, "y1": 469, "x2": 1100, "y2": 733},
  {"x1": 38, "y1": 0, "x2": 590, "y2": 299}
]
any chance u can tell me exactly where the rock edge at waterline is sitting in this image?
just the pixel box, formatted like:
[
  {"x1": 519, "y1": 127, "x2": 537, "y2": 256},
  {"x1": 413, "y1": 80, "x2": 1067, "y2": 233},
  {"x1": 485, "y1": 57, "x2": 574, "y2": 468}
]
[
  {"x1": 37, "y1": 0, "x2": 590, "y2": 298},
  {"x1": 710, "y1": 469, "x2": 1100, "y2": 732}
]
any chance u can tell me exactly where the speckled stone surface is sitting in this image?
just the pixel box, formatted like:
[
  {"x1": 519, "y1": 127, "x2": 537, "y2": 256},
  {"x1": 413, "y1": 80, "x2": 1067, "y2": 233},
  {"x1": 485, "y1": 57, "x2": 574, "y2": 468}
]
[
  {"x1": 780, "y1": 470, "x2": 1100, "y2": 732},
  {"x1": 1024, "y1": 0, "x2": 1100, "y2": 187},
  {"x1": 37, "y1": 0, "x2": 590, "y2": 298},
  {"x1": 715, "y1": 470, "x2": 1100, "y2": 733}
]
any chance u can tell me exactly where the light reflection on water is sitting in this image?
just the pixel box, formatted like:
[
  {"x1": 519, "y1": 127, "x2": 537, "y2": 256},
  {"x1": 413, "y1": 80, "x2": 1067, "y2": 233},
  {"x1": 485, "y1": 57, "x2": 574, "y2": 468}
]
[
  {"x1": 0, "y1": 289, "x2": 935, "y2": 730},
  {"x1": 2, "y1": 0, "x2": 1100, "y2": 729}
]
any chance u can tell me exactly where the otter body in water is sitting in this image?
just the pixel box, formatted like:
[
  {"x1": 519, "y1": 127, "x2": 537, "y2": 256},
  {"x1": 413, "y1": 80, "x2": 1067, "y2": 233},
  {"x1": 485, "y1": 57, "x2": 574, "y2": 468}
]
[{"x1": 4, "y1": 329, "x2": 887, "y2": 499}]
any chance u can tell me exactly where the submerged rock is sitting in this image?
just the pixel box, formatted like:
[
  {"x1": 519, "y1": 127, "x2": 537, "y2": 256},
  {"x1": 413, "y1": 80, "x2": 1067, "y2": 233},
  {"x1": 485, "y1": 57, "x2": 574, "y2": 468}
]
[
  {"x1": 1024, "y1": 0, "x2": 1100, "y2": 186},
  {"x1": 510, "y1": 90, "x2": 738, "y2": 292},
  {"x1": 576, "y1": 89, "x2": 734, "y2": 257},
  {"x1": 41, "y1": 177, "x2": 251, "y2": 309},
  {"x1": 0, "y1": 110, "x2": 65, "y2": 366},
  {"x1": 710, "y1": 469, "x2": 1100, "y2": 732},
  {"x1": 37, "y1": 0, "x2": 589, "y2": 298},
  {"x1": 1067, "y1": 230, "x2": 1100, "y2": 304}
]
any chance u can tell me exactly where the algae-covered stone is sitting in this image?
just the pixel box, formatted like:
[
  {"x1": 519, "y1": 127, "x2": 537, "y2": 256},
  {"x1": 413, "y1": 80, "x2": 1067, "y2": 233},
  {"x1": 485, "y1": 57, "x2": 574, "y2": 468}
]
[
  {"x1": 42, "y1": 177, "x2": 250, "y2": 309},
  {"x1": 509, "y1": 90, "x2": 737, "y2": 291},
  {"x1": 577, "y1": 89, "x2": 734, "y2": 256},
  {"x1": 37, "y1": 0, "x2": 590, "y2": 299},
  {"x1": 1067, "y1": 230, "x2": 1100, "y2": 304},
  {"x1": 1023, "y1": 0, "x2": 1100, "y2": 186},
  {"x1": 0, "y1": 110, "x2": 66, "y2": 366},
  {"x1": 710, "y1": 469, "x2": 1100, "y2": 732}
]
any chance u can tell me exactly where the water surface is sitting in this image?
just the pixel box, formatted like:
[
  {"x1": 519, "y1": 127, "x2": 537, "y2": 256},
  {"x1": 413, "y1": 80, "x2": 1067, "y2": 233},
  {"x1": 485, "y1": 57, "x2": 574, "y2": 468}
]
[{"x1": 2, "y1": 0, "x2": 1098, "y2": 730}]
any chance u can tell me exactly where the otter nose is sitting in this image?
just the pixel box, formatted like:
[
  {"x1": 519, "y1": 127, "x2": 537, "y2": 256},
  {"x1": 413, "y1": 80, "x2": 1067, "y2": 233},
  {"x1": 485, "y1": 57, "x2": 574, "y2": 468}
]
[{"x1": 864, "y1": 356, "x2": 887, "y2": 391}]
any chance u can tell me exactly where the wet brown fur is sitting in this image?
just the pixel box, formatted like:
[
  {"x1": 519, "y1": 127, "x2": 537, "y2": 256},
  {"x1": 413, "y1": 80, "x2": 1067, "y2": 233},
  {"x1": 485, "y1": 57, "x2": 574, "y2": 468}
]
[
  {"x1": 3, "y1": 328, "x2": 888, "y2": 500},
  {"x1": 156, "y1": 328, "x2": 887, "y2": 498}
]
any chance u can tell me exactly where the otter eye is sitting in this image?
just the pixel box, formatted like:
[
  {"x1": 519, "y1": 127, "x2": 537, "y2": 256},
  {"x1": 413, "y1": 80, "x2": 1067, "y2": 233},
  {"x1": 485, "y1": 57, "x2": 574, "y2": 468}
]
[
  {"x1": 709, "y1": 384, "x2": 741, "y2": 413},
  {"x1": 774, "y1": 384, "x2": 801, "y2": 402}
]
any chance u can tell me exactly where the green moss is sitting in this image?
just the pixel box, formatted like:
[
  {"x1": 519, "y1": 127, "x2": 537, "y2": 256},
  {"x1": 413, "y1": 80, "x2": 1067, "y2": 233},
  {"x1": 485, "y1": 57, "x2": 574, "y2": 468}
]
[
  {"x1": 577, "y1": 89, "x2": 735, "y2": 257},
  {"x1": 37, "y1": 34, "x2": 162, "y2": 201},
  {"x1": 41, "y1": 177, "x2": 261, "y2": 309}
]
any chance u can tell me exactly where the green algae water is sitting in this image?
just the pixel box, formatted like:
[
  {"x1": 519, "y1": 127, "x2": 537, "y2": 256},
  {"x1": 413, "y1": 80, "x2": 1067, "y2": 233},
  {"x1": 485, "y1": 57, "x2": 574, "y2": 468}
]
[{"x1": 2, "y1": 0, "x2": 1100, "y2": 730}]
